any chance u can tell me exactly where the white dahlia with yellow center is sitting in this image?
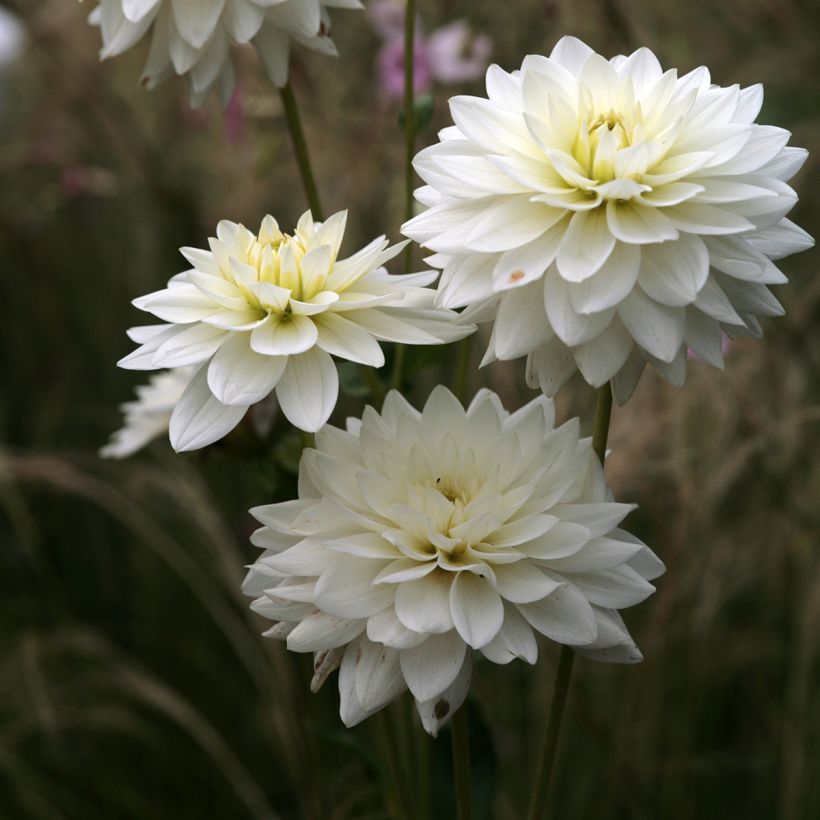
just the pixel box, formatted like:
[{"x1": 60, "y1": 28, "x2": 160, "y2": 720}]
[
  {"x1": 243, "y1": 387, "x2": 664, "y2": 735},
  {"x1": 89, "y1": 0, "x2": 363, "y2": 106},
  {"x1": 119, "y1": 211, "x2": 472, "y2": 449},
  {"x1": 403, "y1": 36, "x2": 814, "y2": 401}
]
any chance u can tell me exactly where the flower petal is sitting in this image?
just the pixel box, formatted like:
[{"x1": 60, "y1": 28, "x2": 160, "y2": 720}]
[{"x1": 276, "y1": 347, "x2": 339, "y2": 432}]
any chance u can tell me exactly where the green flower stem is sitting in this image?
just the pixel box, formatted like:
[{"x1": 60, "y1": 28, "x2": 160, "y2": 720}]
[
  {"x1": 363, "y1": 364, "x2": 386, "y2": 408},
  {"x1": 299, "y1": 431, "x2": 315, "y2": 450},
  {"x1": 451, "y1": 705, "x2": 473, "y2": 820},
  {"x1": 454, "y1": 336, "x2": 473, "y2": 403},
  {"x1": 526, "y1": 644, "x2": 575, "y2": 820},
  {"x1": 592, "y1": 382, "x2": 614, "y2": 462},
  {"x1": 279, "y1": 81, "x2": 325, "y2": 221},
  {"x1": 402, "y1": 0, "x2": 417, "y2": 274},
  {"x1": 390, "y1": 0, "x2": 417, "y2": 392},
  {"x1": 377, "y1": 711, "x2": 414, "y2": 820},
  {"x1": 527, "y1": 383, "x2": 613, "y2": 820}
]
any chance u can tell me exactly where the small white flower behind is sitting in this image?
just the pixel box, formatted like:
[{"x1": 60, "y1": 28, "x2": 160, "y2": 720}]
[
  {"x1": 120, "y1": 211, "x2": 473, "y2": 450},
  {"x1": 243, "y1": 387, "x2": 664, "y2": 736},
  {"x1": 402, "y1": 36, "x2": 814, "y2": 402},
  {"x1": 88, "y1": 0, "x2": 364, "y2": 106},
  {"x1": 101, "y1": 366, "x2": 195, "y2": 458}
]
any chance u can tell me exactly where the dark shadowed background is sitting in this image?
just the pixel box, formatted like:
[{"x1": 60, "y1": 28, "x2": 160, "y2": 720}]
[{"x1": 1, "y1": 1, "x2": 819, "y2": 818}]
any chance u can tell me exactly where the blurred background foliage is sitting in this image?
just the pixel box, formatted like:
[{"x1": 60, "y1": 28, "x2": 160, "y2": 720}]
[{"x1": 1, "y1": 0, "x2": 819, "y2": 817}]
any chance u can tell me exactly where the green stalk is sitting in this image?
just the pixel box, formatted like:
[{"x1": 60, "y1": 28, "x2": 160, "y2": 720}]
[
  {"x1": 526, "y1": 383, "x2": 613, "y2": 820},
  {"x1": 279, "y1": 81, "x2": 325, "y2": 221},
  {"x1": 451, "y1": 705, "x2": 473, "y2": 820},
  {"x1": 591, "y1": 382, "x2": 614, "y2": 462},
  {"x1": 402, "y1": 0, "x2": 417, "y2": 273},
  {"x1": 454, "y1": 336, "x2": 473, "y2": 403},
  {"x1": 377, "y1": 711, "x2": 413, "y2": 820},
  {"x1": 390, "y1": 0, "x2": 417, "y2": 392}
]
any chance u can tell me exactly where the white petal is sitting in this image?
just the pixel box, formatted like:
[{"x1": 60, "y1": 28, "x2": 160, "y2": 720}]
[
  {"x1": 547, "y1": 535, "x2": 644, "y2": 573},
  {"x1": 571, "y1": 565, "x2": 656, "y2": 608},
  {"x1": 207, "y1": 333, "x2": 286, "y2": 405},
  {"x1": 449, "y1": 572, "x2": 504, "y2": 649},
  {"x1": 353, "y1": 640, "x2": 406, "y2": 715},
  {"x1": 544, "y1": 269, "x2": 615, "y2": 346},
  {"x1": 479, "y1": 604, "x2": 538, "y2": 665},
  {"x1": 611, "y1": 348, "x2": 646, "y2": 405},
  {"x1": 692, "y1": 278, "x2": 743, "y2": 325},
  {"x1": 637, "y1": 234, "x2": 709, "y2": 307},
  {"x1": 490, "y1": 283, "x2": 552, "y2": 361},
  {"x1": 399, "y1": 630, "x2": 467, "y2": 702},
  {"x1": 415, "y1": 653, "x2": 473, "y2": 738},
  {"x1": 547, "y1": 35, "x2": 593, "y2": 71},
  {"x1": 315, "y1": 313, "x2": 385, "y2": 367},
  {"x1": 667, "y1": 202, "x2": 754, "y2": 235},
  {"x1": 168, "y1": 365, "x2": 247, "y2": 451},
  {"x1": 747, "y1": 219, "x2": 813, "y2": 260},
  {"x1": 123, "y1": 0, "x2": 161, "y2": 22},
  {"x1": 224, "y1": 0, "x2": 265, "y2": 43},
  {"x1": 253, "y1": 23, "x2": 290, "y2": 88},
  {"x1": 518, "y1": 580, "x2": 598, "y2": 646},
  {"x1": 394, "y1": 572, "x2": 454, "y2": 634},
  {"x1": 556, "y1": 208, "x2": 616, "y2": 282},
  {"x1": 367, "y1": 608, "x2": 427, "y2": 650},
  {"x1": 465, "y1": 198, "x2": 562, "y2": 253},
  {"x1": 172, "y1": 0, "x2": 225, "y2": 49},
  {"x1": 684, "y1": 309, "x2": 725, "y2": 368},
  {"x1": 250, "y1": 314, "x2": 318, "y2": 356},
  {"x1": 286, "y1": 612, "x2": 364, "y2": 652},
  {"x1": 491, "y1": 225, "x2": 565, "y2": 293},
  {"x1": 606, "y1": 201, "x2": 679, "y2": 244},
  {"x1": 494, "y1": 562, "x2": 563, "y2": 604},
  {"x1": 526, "y1": 337, "x2": 577, "y2": 397},
  {"x1": 573, "y1": 319, "x2": 634, "y2": 387},
  {"x1": 276, "y1": 347, "x2": 339, "y2": 432},
  {"x1": 314, "y1": 559, "x2": 395, "y2": 619},
  {"x1": 575, "y1": 608, "x2": 643, "y2": 664},
  {"x1": 566, "y1": 241, "x2": 641, "y2": 314},
  {"x1": 618, "y1": 290, "x2": 684, "y2": 362},
  {"x1": 550, "y1": 502, "x2": 635, "y2": 538}
]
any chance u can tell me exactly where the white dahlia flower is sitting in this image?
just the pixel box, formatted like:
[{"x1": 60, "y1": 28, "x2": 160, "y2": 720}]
[
  {"x1": 88, "y1": 0, "x2": 363, "y2": 106},
  {"x1": 403, "y1": 36, "x2": 814, "y2": 402},
  {"x1": 243, "y1": 387, "x2": 664, "y2": 735},
  {"x1": 101, "y1": 366, "x2": 195, "y2": 458},
  {"x1": 119, "y1": 211, "x2": 472, "y2": 449}
]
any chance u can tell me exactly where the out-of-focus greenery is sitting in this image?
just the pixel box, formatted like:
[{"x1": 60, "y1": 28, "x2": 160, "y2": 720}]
[{"x1": 1, "y1": 0, "x2": 819, "y2": 818}]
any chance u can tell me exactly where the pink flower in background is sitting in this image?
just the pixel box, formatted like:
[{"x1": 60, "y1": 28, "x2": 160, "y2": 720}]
[
  {"x1": 368, "y1": 1, "x2": 492, "y2": 99},
  {"x1": 224, "y1": 87, "x2": 246, "y2": 147},
  {"x1": 426, "y1": 21, "x2": 493, "y2": 84}
]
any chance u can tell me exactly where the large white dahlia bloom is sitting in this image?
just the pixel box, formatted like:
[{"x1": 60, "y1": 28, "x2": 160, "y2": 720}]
[
  {"x1": 119, "y1": 210, "x2": 472, "y2": 449},
  {"x1": 403, "y1": 36, "x2": 814, "y2": 402},
  {"x1": 89, "y1": 0, "x2": 363, "y2": 106},
  {"x1": 101, "y1": 366, "x2": 195, "y2": 458},
  {"x1": 243, "y1": 387, "x2": 664, "y2": 735}
]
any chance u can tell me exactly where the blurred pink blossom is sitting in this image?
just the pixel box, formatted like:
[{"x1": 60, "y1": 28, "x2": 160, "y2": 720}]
[
  {"x1": 224, "y1": 86, "x2": 246, "y2": 147},
  {"x1": 368, "y1": 1, "x2": 492, "y2": 99}
]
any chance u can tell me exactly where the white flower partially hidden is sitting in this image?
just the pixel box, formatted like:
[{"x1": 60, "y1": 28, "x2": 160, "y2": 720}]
[
  {"x1": 89, "y1": 0, "x2": 363, "y2": 106},
  {"x1": 403, "y1": 36, "x2": 814, "y2": 402},
  {"x1": 119, "y1": 211, "x2": 472, "y2": 449},
  {"x1": 243, "y1": 387, "x2": 664, "y2": 736},
  {"x1": 101, "y1": 366, "x2": 195, "y2": 458}
]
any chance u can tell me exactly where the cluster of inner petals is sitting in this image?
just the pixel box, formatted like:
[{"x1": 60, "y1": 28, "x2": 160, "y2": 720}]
[
  {"x1": 556, "y1": 74, "x2": 678, "y2": 200},
  {"x1": 229, "y1": 218, "x2": 334, "y2": 311},
  {"x1": 408, "y1": 478, "x2": 475, "y2": 565}
]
